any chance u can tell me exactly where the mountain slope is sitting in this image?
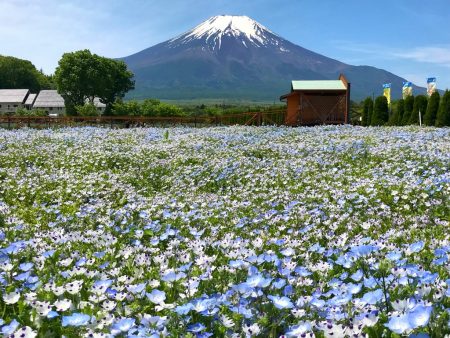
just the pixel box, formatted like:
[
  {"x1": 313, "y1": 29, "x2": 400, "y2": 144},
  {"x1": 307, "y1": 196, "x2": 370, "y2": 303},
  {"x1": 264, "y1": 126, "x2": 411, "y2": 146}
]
[{"x1": 121, "y1": 15, "x2": 423, "y2": 101}]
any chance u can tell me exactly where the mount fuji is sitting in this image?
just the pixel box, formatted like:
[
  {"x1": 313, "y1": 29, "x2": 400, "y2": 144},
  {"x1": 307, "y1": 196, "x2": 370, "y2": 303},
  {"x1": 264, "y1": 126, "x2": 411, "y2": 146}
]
[{"x1": 121, "y1": 15, "x2": 420, "y2": 101}]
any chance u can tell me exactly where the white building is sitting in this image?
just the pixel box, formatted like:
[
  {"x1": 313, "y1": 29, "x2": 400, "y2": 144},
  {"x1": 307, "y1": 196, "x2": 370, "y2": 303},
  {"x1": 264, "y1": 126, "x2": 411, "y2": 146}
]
[
  {"x1": 0, "y1": 89, "x2": 30, "y2": 113},
  {"x1": 33, "y1": 90, "x2": 106, "y2": 115},
  {"x1": 33, "y1": 90, "x2": 66, "y2": 115}
]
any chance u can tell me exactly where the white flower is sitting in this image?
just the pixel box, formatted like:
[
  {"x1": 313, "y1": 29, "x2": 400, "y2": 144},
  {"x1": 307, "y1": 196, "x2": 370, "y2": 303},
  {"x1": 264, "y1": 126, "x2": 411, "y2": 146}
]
[
  {"x1": 10, "y1": 326, "x2": 37, "y2": 338},
  {"x1": 33, "y1": 301, "x2": 52, "y2": 316},
  {"x1": 3, "y1": 291, "x2": 20, "y2": 304},
  {"x1": 242, "y1": 323, "x2": 261, "y2": 336},
  {"x1": 54, "y1": 299, "x2": 72, "y2": 312},
  {"x1": 220, "y1": 315, "x2": 234, "y2": 328},
  {"x1": 65, "y1": 280, "x2": 83, "y2": 295}
]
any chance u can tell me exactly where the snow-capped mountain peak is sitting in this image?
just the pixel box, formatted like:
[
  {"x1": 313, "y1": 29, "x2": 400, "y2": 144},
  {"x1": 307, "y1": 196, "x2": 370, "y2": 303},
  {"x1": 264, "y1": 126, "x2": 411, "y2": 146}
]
[{"x1": 170, "y1": 15, "x2": 279, "y2": 49}]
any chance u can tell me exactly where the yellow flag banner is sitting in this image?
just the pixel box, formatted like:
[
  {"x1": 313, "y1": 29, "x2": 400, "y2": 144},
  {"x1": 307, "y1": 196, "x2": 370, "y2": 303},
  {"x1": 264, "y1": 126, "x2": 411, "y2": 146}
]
[
  {"x1": 383, "y1": 83, "x2": 391, "y2": 105},
  {"x1": 427, "y1": 78, "x2": 436, "y2": 97},
  {"x1": 402, "y1": 82, "x2": 413, "y2": 99}
]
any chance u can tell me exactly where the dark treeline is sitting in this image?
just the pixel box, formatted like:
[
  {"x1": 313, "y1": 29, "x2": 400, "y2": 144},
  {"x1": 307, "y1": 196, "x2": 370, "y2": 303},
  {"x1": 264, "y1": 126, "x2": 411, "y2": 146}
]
[
  {"x1": 352, "y1": 91, "x2": 450, "y2": 127},
  {"x1": 110, "y1": 99, "x2": 283, "y2": 118},
  {"x1": 0, "y1": 55, "x2": 55, "y2": 92}
]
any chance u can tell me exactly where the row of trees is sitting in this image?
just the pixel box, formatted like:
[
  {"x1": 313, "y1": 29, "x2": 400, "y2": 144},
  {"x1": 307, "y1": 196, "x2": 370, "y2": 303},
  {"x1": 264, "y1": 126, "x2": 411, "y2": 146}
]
[
  {"x1": 0, "y1": 55, "x2": 54, "y2": 92},
  {"x1": 361, "y1": 90, "x2": 450, "y2": 127},
  {"x1": 1, "y1": 51, "x2": 135, "y2": 116},
  {"x1": 111, "y1": 99, "x2": 184, "y2": 117}
]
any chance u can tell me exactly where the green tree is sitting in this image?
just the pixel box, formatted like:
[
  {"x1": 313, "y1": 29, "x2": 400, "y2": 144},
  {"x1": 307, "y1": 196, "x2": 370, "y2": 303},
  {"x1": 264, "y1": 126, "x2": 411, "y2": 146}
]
[
  {"x1": 388, "y1": 99, "x2": 404, "y2": 126},
  {"x1": 54, "y1": 50, "x2": 134, "y2": 115},
  {"x1": 409, "y1": 95, "x2": 428, "y2": 125},
  {"x1": 111, "y1": 100, "x2": 142, "y2": 116},
  {"x1": 361, "y1": 97, "x2": 373, "y2": 126},
  {"x1": 423, "y1": 91, "x2": 440, "y2": 126},
  {"x1": 435, "y1": 90, "x2": 450, "y2": 127},
  {"x1": 76, "y1": 103, "x2": 100, "y2": 116},
  {"x1": 401, "y1": 95, "x2": 414, "y2": 125},
  {"x1": 0, "y1": 55, "x2": 52, "y2": 92},
  {"x1": 371, "y1": 96, "x2": 389, "y2": 126}
]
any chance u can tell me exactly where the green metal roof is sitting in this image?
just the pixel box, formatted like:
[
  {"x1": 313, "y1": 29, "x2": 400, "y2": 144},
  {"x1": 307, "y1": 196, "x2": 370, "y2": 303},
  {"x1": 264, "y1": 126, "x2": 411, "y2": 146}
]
[{"x1": 291, "y1": 80, "x2": 346, "y2": 91}]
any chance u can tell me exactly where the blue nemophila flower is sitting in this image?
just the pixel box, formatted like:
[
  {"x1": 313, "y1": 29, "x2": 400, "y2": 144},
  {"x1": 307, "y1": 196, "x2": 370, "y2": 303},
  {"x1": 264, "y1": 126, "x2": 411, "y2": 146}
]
[
  {"x1": 146, "y1": 289, "x2": 166, "y2": 304},
  {"x1": 386, "y1": 251, "x2": 403, "y2": 261},
  {"x1": 127, "y1": 283, "x2": 146, "y2": 294},
  {"x1": 42, "y1": 249, "x2": 56, "y2": 258},
  {"x1": 284, "y1": 321, "x2": 312, "y2": 337},
  {"x1": 2, "y1": 240, "x2": 27, "y2": 254},
  {"x1": 408, "y1": 241, "x2": 425, "y2": 254},
  {"x1": 294, "y1": 266, "x2": 311, "y2": 277},
  {"x1": 161, "y1": 271, "x2": 186, "y2": 282},
  {"x1": 385, "y1": 314, "x2": 412, "y2": 334},
  {"x1": 233, "y1": 282, "x2": 254, "y2": 297},
  {"x1": 245, "y1": 274, "x2": 272, "y2": 288},
  {"x1": 93, "y1": 279, "x2": 113, "y2": 294},
  {"x1": 268, "y1": 295, "x2": 294, "y2": 309},
  {"x1": 111, "y1": 318, "x2": 135, "y2": 335},
  {"x1": 361, "y1": 289, "x2": 384, "y2": 305},
  {"x1": 408, "y1": 305, "x2": 432, "y2": 328},
  {"x1": 364, "y1": 276, "x2": 378, "y2": 288},
  {"x1": 174, "y1": 303, "x2": 193, "y2": 315},
  {"x1": 309, "y1": 297, "x2": 325, "y2": 309},
  {"x1": 351, "y1": 244, "x2": 378, "y2": 257},
  {"x1": 2, "y1": 319, "x2": 20, "y2": 335},
  {"x1": 272, "y1": 278, "x2": 286, "y2": 289},
  {"x1": 47, "y1": 311, "x2": 59, "y2": 319},
  {"x1": 14, "y1": 271, "x2": 30, "y2": 281},
  {"x1": 187, "y1": 322, "x2": 206, "y2": 333},
  {"x1": 191, "y1": 298, "x2": 216, "y2": 313},
  {"x1": 229, "y1": 259, "x2": 245, "y2": 268},
  {"x1": 350, "y1": 269, "x2": 363, "y2": 281},
  {"x1": 19, "y1": 262, "x2": 33, "y2": 271},
  {"x1": 62, "y1": 313, "x2": 91, "y2": 327},
  {"x1": 409, "y1": 333, "x2": 430, "y2": 338}
]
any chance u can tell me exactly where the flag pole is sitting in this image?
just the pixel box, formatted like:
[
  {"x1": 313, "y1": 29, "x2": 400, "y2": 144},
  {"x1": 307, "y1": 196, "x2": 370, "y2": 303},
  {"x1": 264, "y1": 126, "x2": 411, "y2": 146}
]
[{"x1": 419, "y1": 110, "x2": 422, "y2": 126}]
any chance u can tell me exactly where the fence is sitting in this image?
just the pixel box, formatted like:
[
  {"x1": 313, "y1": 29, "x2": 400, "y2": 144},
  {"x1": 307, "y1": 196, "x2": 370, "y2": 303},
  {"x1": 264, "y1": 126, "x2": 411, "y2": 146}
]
[{"x1": 0, "y1": 110, "x2": 286, "y2": 129}]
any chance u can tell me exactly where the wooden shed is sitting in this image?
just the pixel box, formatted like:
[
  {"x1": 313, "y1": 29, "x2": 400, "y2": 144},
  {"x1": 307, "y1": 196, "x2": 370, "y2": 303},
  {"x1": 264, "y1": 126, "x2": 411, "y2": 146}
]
[{"x1": 280, "y1": 74, "x2": 350, "y2": 126}]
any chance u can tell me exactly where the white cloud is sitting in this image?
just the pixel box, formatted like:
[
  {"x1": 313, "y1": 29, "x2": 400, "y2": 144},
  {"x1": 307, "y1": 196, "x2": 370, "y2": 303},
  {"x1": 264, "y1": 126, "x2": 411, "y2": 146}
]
[
  {"x1": 334, "y1": 40, "x2": 450, "y2": 68},
  {"x1": 392, "y1": 47, "x2": 450, "y2": 67}
]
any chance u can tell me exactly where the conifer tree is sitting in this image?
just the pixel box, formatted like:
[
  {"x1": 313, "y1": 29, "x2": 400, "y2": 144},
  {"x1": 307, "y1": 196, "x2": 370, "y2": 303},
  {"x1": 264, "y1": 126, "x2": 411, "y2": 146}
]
[
  {"x1": 423, "y1": 92, "x2": 440, "y2": 126},
  {"x1": 388, "y1": 99, "x2": 404, "y2": 126},
  {"x1": 435, "y1": 90, "x2": 450, "y2": 127},
  {"x1": 401, "y1": 95, "x2": 414, "y2": 125},
  {"x1": 371, "y1": 96, "x2": 389, "y2": 126},
  {"x1": 362, "y1": 97, "x2": 373, "y2": 126},
  {"x1": 409, "y1": 95, "x2": 428, "y2": 125}
]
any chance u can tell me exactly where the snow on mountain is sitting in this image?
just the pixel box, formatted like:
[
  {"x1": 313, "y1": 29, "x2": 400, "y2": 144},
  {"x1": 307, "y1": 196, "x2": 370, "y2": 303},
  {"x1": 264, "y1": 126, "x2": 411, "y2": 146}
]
[
  {"x1": 121, "y1": 15, "x2": 420, "y2": 101},
  {"x1": 169, "y1": 15, "x2": 280, "y2": 50}
]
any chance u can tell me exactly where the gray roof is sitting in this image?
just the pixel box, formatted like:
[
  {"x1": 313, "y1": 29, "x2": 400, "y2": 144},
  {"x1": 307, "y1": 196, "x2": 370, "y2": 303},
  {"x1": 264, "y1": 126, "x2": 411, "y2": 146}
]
[
  {"x1": 0, "y1": 89, "x2": 29, "y2": 103},
  {"x1": 291, "y1": 80, "x2": 346, "y2": 91},
  {"x1": 33, "y1": 90, "x2": 65, "y2": 108},
  {"x1": 33, "y1": 90, "x2": 106, "y2": 108},
  {"x1": 25, "y1": 93, "x2": 37, "y2": 105}
]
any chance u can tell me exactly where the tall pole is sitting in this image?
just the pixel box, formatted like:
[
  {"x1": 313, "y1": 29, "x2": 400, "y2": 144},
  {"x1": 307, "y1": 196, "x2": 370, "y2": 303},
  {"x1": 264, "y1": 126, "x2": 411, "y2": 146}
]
[{"x1": 419, "y1": 110, "x2": 422, "y2": 126}]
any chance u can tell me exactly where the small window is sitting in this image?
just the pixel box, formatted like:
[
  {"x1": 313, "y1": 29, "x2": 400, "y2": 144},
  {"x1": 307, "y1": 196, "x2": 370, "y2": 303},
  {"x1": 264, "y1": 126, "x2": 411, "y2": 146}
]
[
  {"x1": 49, "y1": 107, "x2": 53, "y2": 111},
  {"x1": 13, "y1": 104, "x2": 18, "y2": 107}
]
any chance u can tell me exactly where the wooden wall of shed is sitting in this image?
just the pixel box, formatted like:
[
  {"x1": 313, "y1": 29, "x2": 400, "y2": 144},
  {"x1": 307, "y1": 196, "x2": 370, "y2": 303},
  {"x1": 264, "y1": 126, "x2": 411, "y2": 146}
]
[{"x1": 285, "y1": 93, "x2": 299, "y2": 126}]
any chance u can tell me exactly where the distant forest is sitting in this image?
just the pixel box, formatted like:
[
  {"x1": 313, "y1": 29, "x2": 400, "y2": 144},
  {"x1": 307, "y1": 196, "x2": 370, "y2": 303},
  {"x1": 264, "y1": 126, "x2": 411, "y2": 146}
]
[{"x1": 1, "y1": 54, "x2": 449, "y2": 126}]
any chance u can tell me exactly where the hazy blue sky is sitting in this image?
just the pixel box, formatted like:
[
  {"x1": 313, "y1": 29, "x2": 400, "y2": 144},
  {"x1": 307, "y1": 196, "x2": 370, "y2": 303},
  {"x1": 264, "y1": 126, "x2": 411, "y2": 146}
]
[{"x1": 1, "y1": 0, "x2": 449, "y2": 90}]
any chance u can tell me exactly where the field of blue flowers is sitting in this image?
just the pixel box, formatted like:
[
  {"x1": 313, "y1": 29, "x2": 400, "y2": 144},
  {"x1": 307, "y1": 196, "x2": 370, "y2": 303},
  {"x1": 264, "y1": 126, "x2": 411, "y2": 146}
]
[{"x1": 0, "y1": 126, "x2": 449, "y2": 337}]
